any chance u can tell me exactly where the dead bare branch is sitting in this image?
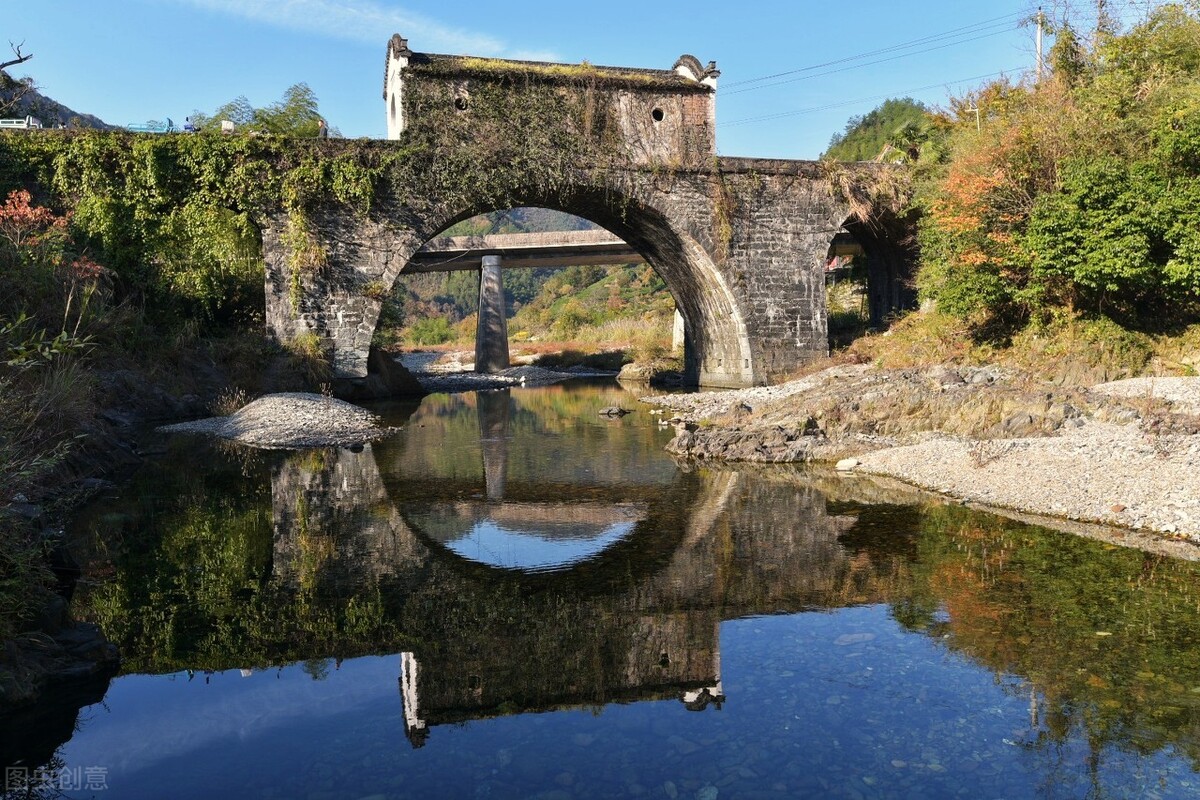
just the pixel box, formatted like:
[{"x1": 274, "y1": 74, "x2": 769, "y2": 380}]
[{"x1": 0, "y1": 41, "x2": 33, "y2": 72}]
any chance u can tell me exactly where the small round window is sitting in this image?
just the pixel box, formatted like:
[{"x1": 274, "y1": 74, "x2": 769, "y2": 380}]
[{"x1": 651, "y1": 108, "x2": 664, "y2": 122}]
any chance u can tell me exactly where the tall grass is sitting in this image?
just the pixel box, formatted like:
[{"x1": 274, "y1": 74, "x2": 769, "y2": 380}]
[
  {"x1": 0, "y1": 522, "x2": 53, "y2": 641},
  {"x1": 569, "y1": 315, "x2": 672, "y2": 358},
  {"x1": 285, "y1": 332, "x2": 333, "y2": 387}
]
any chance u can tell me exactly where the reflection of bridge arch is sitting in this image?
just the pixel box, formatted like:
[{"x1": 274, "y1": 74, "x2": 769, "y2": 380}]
[
  {"x1": 384, "y1": 474, "x2": 699, "y2": 594},
  {"x1": 266, "y1": 428, "x2": 701, "y2": 595},
  {"x1": 407, "y1": 499, "x2": 645, "y2": 573},
  {"x1": 266, "y1": 396, "x2": 898, "y2": 747}
]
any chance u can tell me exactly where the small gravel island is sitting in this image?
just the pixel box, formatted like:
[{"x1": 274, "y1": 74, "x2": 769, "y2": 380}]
[{"x1": 157, "y1": 392, "x2": 397, "y2": 449}]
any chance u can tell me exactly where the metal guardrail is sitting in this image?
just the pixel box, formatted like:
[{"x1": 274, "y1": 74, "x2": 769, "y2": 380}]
[{"x1": 124, "y1": 118, "x2": 175, "y2": 133}]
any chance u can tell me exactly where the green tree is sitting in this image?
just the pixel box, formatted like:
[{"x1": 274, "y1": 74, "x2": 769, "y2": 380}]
[
  {"x1": 438, "y1": 270, "x2": 481, "y2": 316},
  {"x1": 1049, "y1": 23, "x2": 1088, "y2": 86},
  {"x1": 191, "y1": 83, "x2": 330, "y2": 137},
  {"x1": 915, "y1": 4, "x2": 1200, "y2": 333},
  {"x1": 824, "y1": 98, "x2": 931, "y2": 162}
]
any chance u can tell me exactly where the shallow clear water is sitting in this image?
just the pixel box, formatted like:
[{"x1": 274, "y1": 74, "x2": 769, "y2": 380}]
[{"x1": 6, "y1": 380, "x2": 1200, "y2": 799}]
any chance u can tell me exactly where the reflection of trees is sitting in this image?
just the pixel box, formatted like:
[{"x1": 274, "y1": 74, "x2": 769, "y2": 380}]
[
  {"x1": 75, "y1": 446, "x2": 408, "y2": 673},
  {"x1": 71, "y1": 441, "x2": 887, "y2": 675},
  {"x1": 893, "y1": 504, "x2": 1200, "y2": 771},
  {"x1": 68, "y1": 430, "x2": 1200, "y2": 769},
  {"x1": 702, "y1": 464, "x2": 1200, "y2": 773}
]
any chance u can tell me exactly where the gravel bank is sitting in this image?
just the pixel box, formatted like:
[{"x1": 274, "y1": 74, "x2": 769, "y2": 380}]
[
  {"x1": 643, "y1": 365, "x2": 1200, "y2": 545},
  {"x1": 856, "y1": 420, "x2": 1200, "y2": 539},
  {"x1": 1092, "y1": 376, "x2": 1200, "y2": 414},
  {"x1": 643, "y1": 364, "x2": 876, "y2": 419},
  {"x1": 157, "y1": 393, "x2": 397, "y2": 449}
]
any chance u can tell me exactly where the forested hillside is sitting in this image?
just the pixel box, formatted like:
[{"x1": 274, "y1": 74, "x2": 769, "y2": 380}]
[
  {"x1": 0, "y1": 70, "x2": 110, "y2": 129},
  {"x1": 387, "y1": 207, "x2": 596, "y2": 333},
  {"x1": 824, "y1": 98, "x2": 929, "y2": 162}
]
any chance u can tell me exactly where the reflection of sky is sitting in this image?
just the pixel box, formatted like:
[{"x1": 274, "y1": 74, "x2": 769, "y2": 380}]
[
  {"x1": 48, "y1": 607, "x2": 1198, "y2": 800},
  {"x1": 59, "y1": 657, "x2": 403, "y2": 798},
  {"x1": 442, "y1": 520, "x2": 636, "y2": 572},
  {"x1": 60, "y1": 657, "x2": 396, "y2": 782}
]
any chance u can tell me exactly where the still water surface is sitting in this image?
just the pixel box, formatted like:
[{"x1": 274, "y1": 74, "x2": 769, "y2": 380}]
[{"x1": 7, "y1": 381, "x2": 1200, "y2": 799}]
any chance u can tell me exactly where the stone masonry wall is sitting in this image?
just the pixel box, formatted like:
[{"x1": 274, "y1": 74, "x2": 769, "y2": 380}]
[
  {"x1": 718, "y1": 159, "x2": 851, "y2": 382},
  {"x1": 262, "y1": 155, "x2": 880, "y2": 391},
  {"x1": 262, "y1": 55, "x2": 909, "y2": 392}
]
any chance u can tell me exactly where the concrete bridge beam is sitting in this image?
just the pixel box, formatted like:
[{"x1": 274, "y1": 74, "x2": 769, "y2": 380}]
[{"x1": 475, "y1": 255, "x2": 510, "y2": 374}]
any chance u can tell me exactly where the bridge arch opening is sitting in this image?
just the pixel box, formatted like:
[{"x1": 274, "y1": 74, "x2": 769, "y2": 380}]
[
  {"x1": 382, "y1": 206, "x2": 682, "y2": 374},
  {"x1": 374, "y1": 187, "x2": 755, "y2": 388},
  {"x1": 824, "y1": 215, "x2": 917, "y2": 348}
]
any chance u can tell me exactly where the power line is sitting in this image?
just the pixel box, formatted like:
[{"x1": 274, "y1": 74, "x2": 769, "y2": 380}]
[
  {"x1": 721, "y1": 10, "x2": 1027, "y2": 91},
  {"x1": 1049, "y1": 0, "x2": 1166, "y2": 28},
  {"x1": 717, "y1": 67, "x2": 1025, "y2": 128},
  {"x1": 723, "y1": 26, "x2": 1020, "y2": 96},
  {"x1": 722, "y1": 11, "x2": 1024, "y2": 87}
]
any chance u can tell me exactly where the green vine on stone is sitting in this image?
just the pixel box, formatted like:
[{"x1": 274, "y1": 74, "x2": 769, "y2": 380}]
[{"x1": 280, "y1": 212, "x2": 327, "y2": 312}]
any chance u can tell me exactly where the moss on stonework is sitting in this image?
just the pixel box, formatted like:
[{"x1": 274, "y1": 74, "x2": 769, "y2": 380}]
[
  {"x1": 393, "y1": 70, "x2": 639, "y2": 218},
  {"x1": 408, "y1": 55, "x2": 710, "y2": 94}
]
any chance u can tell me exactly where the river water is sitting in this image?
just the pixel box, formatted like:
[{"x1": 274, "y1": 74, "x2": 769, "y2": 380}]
[{"x1": 5, "y1": 380, "x2": 1200, "y2": 799}]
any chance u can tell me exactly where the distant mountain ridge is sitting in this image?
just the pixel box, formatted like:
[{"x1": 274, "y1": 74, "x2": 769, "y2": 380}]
[{"x1": 0, "y1": 71, "x2": 111, "y2": 129}]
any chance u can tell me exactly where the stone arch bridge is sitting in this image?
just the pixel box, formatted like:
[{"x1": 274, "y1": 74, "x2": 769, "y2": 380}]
[{"x1": 262, "y1": 36, "x2": 915, "y2": 395}]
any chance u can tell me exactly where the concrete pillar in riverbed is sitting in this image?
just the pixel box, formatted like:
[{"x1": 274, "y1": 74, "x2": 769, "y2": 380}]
[{"x1": 475, "y1": 255, "x2": 509, "y2": 373}]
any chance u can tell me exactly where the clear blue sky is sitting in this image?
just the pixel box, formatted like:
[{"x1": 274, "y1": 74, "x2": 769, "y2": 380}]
[{"x1": 4, "y1": 1, "x2": 1150, "y2": 159}]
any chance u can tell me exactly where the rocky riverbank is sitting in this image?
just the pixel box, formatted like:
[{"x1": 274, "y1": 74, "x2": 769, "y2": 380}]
[
  {"x1": 0, "y1": 595, "x2": 119, "y2": 709},
  {"x1": 643, "y1": 362, "x2": 1200, "y2": 544}
]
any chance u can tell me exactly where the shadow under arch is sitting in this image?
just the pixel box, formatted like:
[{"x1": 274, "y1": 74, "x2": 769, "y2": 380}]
[
  {"x1": 384, "y1": 182, "x2": 754, "y2": 387},
  {"x1": 826, "y1": 211, "x2": 919, "y2": 335}
]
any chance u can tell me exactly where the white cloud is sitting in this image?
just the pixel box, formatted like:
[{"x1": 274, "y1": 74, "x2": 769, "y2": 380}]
[{"x1": 173, "y1": 0, "x2": 508, "y2": 55}]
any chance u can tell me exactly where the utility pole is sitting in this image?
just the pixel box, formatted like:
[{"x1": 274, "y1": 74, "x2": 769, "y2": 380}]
[{"x1": 1036, "y1": 7, "x2": 1045, "y2": 82}]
